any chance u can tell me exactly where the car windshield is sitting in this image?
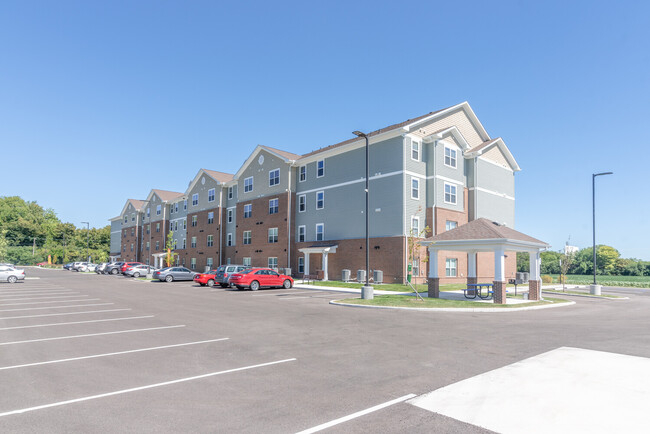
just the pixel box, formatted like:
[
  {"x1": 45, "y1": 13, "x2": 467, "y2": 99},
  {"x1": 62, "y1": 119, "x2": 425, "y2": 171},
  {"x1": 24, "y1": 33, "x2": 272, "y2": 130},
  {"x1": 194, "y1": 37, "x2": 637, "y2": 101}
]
[
  {"x1": 159, "y1": 267, "x2": 171, "y2": 272},
  {"x1": 239, "y1": 269, "x2": 254, "y2": 275},
  {"x1": 208, "y1": 270, "x2": 219, "y2": 274}
]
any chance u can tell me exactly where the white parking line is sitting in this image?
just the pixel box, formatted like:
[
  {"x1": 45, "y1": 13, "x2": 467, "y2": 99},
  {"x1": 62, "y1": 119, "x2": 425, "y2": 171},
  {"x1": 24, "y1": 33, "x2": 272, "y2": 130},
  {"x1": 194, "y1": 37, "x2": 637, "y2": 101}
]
[
  {"x1": 0, "y1": 308, "x2": 130, "y2": 320},
  {"x1": 0, "y1": 358, "x2": 296, "y2": 417},
  {"x1": 296, "y1": 394, "x2": 417, "y2": 434},
  {"x1": 0, "y1": 325, "x2": 186, "y2": 345},
  {"x1": 0, "y1": 315, "x2": 155, "y2": 331},
  {"x1": 0, "y1": 298, "x2": 101, "y2": 307},
  {"x1": 0, "y1": 303, "x2": 114, "y2": 313},
  {"x1": 0, "y1": 291, "x2": 76, "y2": 296},
  {"x1": 0, "y1": 295, "x2": 88, "y2": 302},
  {"x1": 0, "y1": 338, "x2": 229, "y2": 371},
  {"x1": 252, "y1": 291, "x2": 320, "y2": 297}
]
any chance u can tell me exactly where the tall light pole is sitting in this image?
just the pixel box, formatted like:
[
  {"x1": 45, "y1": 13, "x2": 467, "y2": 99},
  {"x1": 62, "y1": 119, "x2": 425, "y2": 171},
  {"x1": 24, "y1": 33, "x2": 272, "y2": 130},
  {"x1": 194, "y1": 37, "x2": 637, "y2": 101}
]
[
  {"x1": 353, "y1": 131, "x2": 373, "y2": 299},
  {"x1": 81, "y1": 222, "x2": 90, "y2": 262},
  {"x1": 591, "y1": 172, "x2": 613, "y2": 295}
]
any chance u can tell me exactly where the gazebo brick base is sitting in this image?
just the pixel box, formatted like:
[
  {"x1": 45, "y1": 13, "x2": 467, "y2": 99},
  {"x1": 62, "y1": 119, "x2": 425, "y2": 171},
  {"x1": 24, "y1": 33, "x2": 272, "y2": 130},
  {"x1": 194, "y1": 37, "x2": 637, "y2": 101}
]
[
  {"x1": 428, "y1": 278, "x2": 440, "y2": 298},
  {"x1": 466, "y1": 277, "x2": 477, "y2": 297},
  {"x1": 493, "y1": 281, "x2": 507, "y2": 304},
  {"x1": 529, "y1": 279, "x2": 541, "y2": 301}
]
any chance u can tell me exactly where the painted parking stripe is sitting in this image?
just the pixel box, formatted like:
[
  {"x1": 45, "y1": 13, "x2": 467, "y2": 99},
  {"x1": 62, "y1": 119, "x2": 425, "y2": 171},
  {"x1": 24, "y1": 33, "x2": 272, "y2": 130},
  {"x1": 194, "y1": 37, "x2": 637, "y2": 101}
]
[
  {"x1": 0, "y1": 315, "x2": 155, "y2": 331},
  {"x1": 0, "y1": 291, "x2": 77, "y2": 296},
  {"x1": 0, "y1": 325, "x2": 185, "y2": 345},
  {"x1": 0, "y1": 295, "x2": 89, "y2": 302},
  {"x1": 296, "y1": 394, "x2": 417, "y2": 434},
  {"x1": 0, "y1": 298, "x2": 101, "y2": 307},
  {"x1": 252, "y1": 291, "x2": 321, "y2": 297},
  {"x1": 0, "y1": 338, "x2": 229, "y2": 371},
  {"x1": 0, "y1": 358, "x2": 296, "y2": 417},
  {"x1": 0, "y1": 308, "x2": 130, "y2": 320},
  {"x1": 0, "y1": 303, "x2": 114, "y2": 313}
]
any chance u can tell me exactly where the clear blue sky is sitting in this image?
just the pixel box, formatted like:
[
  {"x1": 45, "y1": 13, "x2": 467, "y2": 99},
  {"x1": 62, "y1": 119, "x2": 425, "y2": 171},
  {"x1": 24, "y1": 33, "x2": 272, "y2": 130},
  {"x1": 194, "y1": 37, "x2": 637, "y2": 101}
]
[{"x1": 1, "y1": 1, "x2": 648, "y2": 260}]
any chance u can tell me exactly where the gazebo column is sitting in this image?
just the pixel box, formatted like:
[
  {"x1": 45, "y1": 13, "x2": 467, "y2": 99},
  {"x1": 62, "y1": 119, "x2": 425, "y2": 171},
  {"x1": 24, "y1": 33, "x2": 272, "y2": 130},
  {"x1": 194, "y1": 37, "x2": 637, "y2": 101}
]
[
  {"x1": 466, "y1": 251, "x2": 478, "y2": 297},
  {"x1": 493, "y1": 248, "x2": 507, "y2": 304},
  {"x1": 529, "y1": 251, "x2": 542, "y2": 300},
  {"x1": 427, "y1": 248, "x2": 439, "y2": 298},
  {"x1": 303, "y1": 253, "x2": 310, "y2": 277},
  {"x1": 321, "y1": 250, "x2": 329, "y2": 281}
]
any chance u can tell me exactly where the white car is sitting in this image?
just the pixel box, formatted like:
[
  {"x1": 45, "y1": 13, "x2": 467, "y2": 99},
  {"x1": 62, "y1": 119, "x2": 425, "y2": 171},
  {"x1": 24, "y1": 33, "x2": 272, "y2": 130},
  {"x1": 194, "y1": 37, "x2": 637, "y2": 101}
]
[
  {"x1": 71, "y1": 262, "x2": 88, "y2": 271},
  {"x1": 0, "y1": 266, "x2": 25, "y2": 283},
  {"x1": 78, "y1": 263, "x2": 97, "y2": 272}
]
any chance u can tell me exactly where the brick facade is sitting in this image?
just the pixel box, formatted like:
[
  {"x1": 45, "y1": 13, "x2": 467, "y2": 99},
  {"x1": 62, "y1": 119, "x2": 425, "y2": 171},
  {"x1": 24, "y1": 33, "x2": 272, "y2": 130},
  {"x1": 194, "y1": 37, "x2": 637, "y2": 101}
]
[
  {"x1": 183, "y1": 208, "x2": 221, "y2": 271},
  {"x1": 529, "y1": 279, "x2": 541, "y2": 301}
]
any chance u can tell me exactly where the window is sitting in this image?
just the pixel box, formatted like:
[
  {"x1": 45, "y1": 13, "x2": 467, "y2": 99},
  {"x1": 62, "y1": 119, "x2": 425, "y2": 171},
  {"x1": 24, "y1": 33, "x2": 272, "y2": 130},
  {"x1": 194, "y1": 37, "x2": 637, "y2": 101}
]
[
  {"x1": 227, "y1": 209, "x2": 233, "y2": 223},
  {"x1": 316, "y1": 191, "x2": 324, "y2": 209},
  {"x1": 445, "y1": 220, "x2": 458, "y2": 231},
  {"x1": 412, "y1": 260, "x2": 420, "y2": 276},
  {"x1": 445, "y1": 258, "x2": 457, "y2": 277},
  {"x1": 411, "y1": 140, "x2": 420, "y2": 161},
  {"x1": 207, "y1": 235, "x2": 214, "y2": 247},
  {"x1": 183, "y1": 199, "x2": 187, "y2": 210},
  {"x1": 208, "y1": 212, "x2": 214, "y2": 224},
  {"x1": 192, "y1": 215, "x2": 198, "y2": 227},
  {"x1": 411, "y1": 178, "x2": 420, "y2": 199},
  {"x1": 244, "y1": 176, "x2": 253, "y2": 193},
  {"x1": 182, "y1": 238, "x2": 186, "y2": 249},
  {"x1": 316, "y1": 223, "x2": 324, "y2": 241},
  {"x1": 130, "y1": 243, "x2": 133, "y2": 252},
  {"x1": 244, "y1": 204, "x2": 252, "y2": 218},
  {"x1": 124, "y1": 216, "x2": 128, "y2": 224},
  {"x1": 131, "y1": 213, "x2": 135, "y2": 222},
  {"x1": 192, "y1": 193, "x2": 198, "y2": 206},
  {"x1": 268, "y1": 257, "x2": 278, "y2": 269},
  {"x1": 299, "y1": 166, "x2": 306, "y2": 182},
  {"x1": 207, "y1": 257, "x2": 213, "y2": 268},
  {"x1": 317, "y1": 160, "x2": 324, "y2": 177},
  {"x1": 173, "y1": 239, "x2": 177, "y2": 249},
  {"x1": 269, "y1": 198, "x2": 279, "y2": 214},
  {"x1": 191, "y1": 237, "x2": 197, "y2": 248},
  {"x1": 131, "y1": 228, "x2": 134, "y2": 236},
  {"x1": 174, "y1": 203, "x2": 178, "y2": 213},
  {"x1": 269, "y1": 169, "x2": 280, "y2": 186},
  {"x1": 146, "y1": 242, "x2": 150, "y2": 251},
  {"x1": 298, "y1": 225, "x2": 306, "y2": 242},
  {"x1": 147, "y1": 225, "x2": 150, "y2": 234},
  {"x1": 444, "y1": 146, "x2": 457, "y2": 168},
  {"x1": 228, "y1": 186, "x2": 233, "y2": 199},
  {"x1": 298, "y1": 194, "x2": 306, "y2": 212},
  {"x1": 444, "y1": 183, "x2": 457, "y2": 204},
  {"x1": 183, "y1": 219, "x2": 187, "y2": 230},
  {"x1": 411, "y1": 216, "x2": 420, "y2": 235},
  {"x1": 146, "y1": 208, "x2": 150, "y2": 218},
  {"x1": 170, "y1": 205, "x2": 174, "y2": 214},
  {"x1": 243, "y1": 231, "x2": 251, "y2": 245},
  {"x1": 243, "y1": 257, "x2": 251, "y2": 266},
  {"x1": 227, "y1": 233, "x2": 232, "y2": 246},
  {"x1": 155, "y1": 241, "x2": 160, "y2": 250},
  {"x1": 268, "y1": 228, "x2": 278, "y2": 243},
  {"x1": 156, "y1": 205, "x2": 161, "y2": 215},
  {"x1": 298, "y1": 257, "x2": 304, "y2": 273},
  {"x1": 190, "y1": 258, "x2": 196, "y2": 270},
  {"x1": 208, "y1": 188, "x2": 215, "y2": 202},
  {"x1": 156, "y1": 223, "x2": 160, "y2": 233}
]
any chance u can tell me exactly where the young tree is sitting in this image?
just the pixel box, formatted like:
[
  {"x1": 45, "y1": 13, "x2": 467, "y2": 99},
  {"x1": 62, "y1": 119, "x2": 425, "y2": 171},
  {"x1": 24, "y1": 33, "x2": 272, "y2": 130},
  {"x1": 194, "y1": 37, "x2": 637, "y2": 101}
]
[
  {"x1": 0, "y1": 229, "x2": 8, "y2": 262},
  {"x1": 407, "y1": 214, "x2": 431, "y2": 283},
  {"x1": 559, "y1": 250, "x2": 575, "y2": 291},
  {"x1": 165, "y1": 231, "x2": 176, "y2": 267}
]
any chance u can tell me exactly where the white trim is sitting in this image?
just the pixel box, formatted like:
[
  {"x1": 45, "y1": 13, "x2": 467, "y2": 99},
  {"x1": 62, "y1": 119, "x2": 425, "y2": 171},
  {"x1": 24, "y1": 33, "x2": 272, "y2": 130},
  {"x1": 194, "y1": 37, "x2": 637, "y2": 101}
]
[
  {"x1": 465, "y1": 137, "x2": 521, "y2": 171},
  {"x1": 470, "y1": 186, "x2": 515, "y2": 201},
  {"x1": 410, "y1": 139, "x2": 420, "y2": 162},
  {"x1": 443, "y1": 145, "x2": 458, "y2": 169},
  {"x1": 298, "y1": 225, "x2": 306, "y2": 242},
  {"x1": 316, "y1": 159, "x2": 325, "y2": 178},
  {"x1": 268, "y1": 168, "x2": 281, "y2": 187},
  {"x1": 244, "y1": 176, "x2": 254, "y2": 193},
  {"x1": 411, "y1": 216, "x2": 420, "y2": 233},
  {"x1": 316, "y1": 191, "x2": 324, "y2": 210},
  {"x1": 435, "y1": 174, "x2": 464, "y2": 186},
  {"x1": 444, "y1": 182, "x2": 457, "y2": 205},
  {"x1": 299, "y1": 165, "x2": 306, "y2": 182},
  {"x1": 403, "y1": 101, "x2": 490, "y2": 142},
  {"x1": 478, "y1": 155, "x2": 515, "y2": 172},
  {"x1": 315, "y1": 223, "x2": 324, "y2": 241},
  {"x1": 410, "y1": 177, "x2": 420, "y2": 200},
  {"x1": 298, "y1": 194, "x2": 306, "y2": 213},
  {"x1": 207, "y1": 188, "x2": 216, "y2": 202},
  {"x1": 226, "y1": 205, "x2": 237, "y2": 210}
]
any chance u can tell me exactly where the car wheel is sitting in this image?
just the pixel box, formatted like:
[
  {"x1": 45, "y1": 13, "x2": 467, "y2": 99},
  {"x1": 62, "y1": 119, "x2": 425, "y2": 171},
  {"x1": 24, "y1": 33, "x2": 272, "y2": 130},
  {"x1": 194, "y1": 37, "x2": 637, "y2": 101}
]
[
  {"x1": 165, "y1": 275, "x2": 173, "y2": 282},
  {"x1": 283, "y1": 279, "x2": 292, "y2": 289},
  {"x1": 133, "y1": 272, "x2": 140, "y2": 278},
  {"x1": 207, "y1": 279, "x2": 215, "y2": 287},
  {"x1": 111, "y1": 269, "x2": 118, "y2": 275},
  {"x1": 7, "y1": 276, "x2": 17, "y2": 284},
  {"x1": 199, "y1": 283, "x2": 205, "y2": 286},
  {"x1": 220, "y1": 283, "x2": 228, "y2": 288},
  {"x1": 250, "y1": 280, "x2": 260, "y2": 291}
]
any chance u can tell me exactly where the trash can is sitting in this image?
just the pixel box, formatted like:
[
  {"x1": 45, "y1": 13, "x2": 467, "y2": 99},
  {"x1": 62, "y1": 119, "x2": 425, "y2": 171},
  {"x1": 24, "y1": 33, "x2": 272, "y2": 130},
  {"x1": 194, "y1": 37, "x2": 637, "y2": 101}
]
[
  {"x1": 373, "y1": 270, "x2": 383, "y2": 284},
  {"x1": 357, "y1": 269, "x2": 366, "y2": 283},
  {"x1": 523, "y1": 272, "x2": 530, "y2": 283},
  {"x1": 284, "y1": 268, "x2": 291, "y2": 276},
  {"x1": 342, "y1": 269, "x2": 351, "y2": 282},
  {"x1": 516, "y1": 272, "x2": 523, "y2": 281}
]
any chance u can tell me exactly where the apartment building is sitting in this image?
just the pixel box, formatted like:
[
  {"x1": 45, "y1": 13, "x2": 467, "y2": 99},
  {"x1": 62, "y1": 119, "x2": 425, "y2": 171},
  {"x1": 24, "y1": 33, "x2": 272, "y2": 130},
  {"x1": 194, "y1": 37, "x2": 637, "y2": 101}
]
[{"x1": 109, "y1": 102, "x2": 519, "y2": 283}]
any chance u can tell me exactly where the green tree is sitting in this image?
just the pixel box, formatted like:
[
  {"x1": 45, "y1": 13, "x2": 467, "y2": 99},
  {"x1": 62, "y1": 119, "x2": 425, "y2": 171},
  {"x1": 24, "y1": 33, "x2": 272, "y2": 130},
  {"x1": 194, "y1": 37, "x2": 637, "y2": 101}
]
[
  {"x1": 540, "y1": 251, "x2": 562, "y2": 274},
  {"x1": 0, "y1": 229, "x2": 8, "y2": 261},
  {"x1": 516, "y1": 252, "x2": 529, "y2": 272},
  {"x1": 165, "y1": 231, "x2": 176, "y2": 267}
]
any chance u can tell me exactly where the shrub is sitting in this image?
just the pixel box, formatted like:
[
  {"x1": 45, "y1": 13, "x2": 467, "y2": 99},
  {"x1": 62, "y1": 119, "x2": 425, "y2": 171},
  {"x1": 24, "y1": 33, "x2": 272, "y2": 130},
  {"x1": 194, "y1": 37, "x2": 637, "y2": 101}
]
[{"x1": 541, "y1": 275, "x2": 553, "y2": 284}]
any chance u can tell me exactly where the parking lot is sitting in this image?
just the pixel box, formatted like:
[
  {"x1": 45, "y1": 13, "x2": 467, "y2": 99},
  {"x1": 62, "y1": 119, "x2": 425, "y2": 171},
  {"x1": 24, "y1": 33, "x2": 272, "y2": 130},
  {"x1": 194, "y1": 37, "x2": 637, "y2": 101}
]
[{"x1": 1, "y1": 268, "x2": 649, "y2": 433}]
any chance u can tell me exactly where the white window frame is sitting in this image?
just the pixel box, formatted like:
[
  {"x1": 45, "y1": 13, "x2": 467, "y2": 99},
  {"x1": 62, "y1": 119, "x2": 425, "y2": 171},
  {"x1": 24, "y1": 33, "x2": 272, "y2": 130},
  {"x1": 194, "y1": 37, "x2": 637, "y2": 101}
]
[
  {"x1": 156, "y1": 205, "x2": 161, "y2": 215},
  {"x1": 191, "y1": 237, "x2": 197, "y2": 248},
  {"x1": 445, "y1": 220, "x2": 457, "y2": 231},
  {"x1": 411, "y1": 216, "x2": 420, "y2": 235},
  {"x1": 316, "y1": 223, "x2": 324, "y2": 241},
  {"x1": 182, "y1": 238, "x2": 186, "y2": 249},
  {"x1": 243, "y1": 257, "x2": 251, "y2": 266},
  {"x1": 192, "y1": 193, "x2": 198, "y2": 206},
  {"x1": 298, "y1": 225, "x2": 306, "y2": 242},
  {"x1": 208, "y1": 212, "x2": 214, "y2": 224},
  {"x1": 298, "y1": 194, "x2": 306, "y2": 212},
  {"x1": 183, "y1": 199, "x2": 187, "y2": 210},
  {"x1": 208, "y1": 188, "x2": 215, "y2": 202},
  {"x1": 444, "y1": 182, "x2": 457, "y2": 205},
  {"x1": 243, "y1": 230, "x2": 251, "y2": 245},
  {"x1": 299, "y1": 166, "x2": 306, "y2": 182},
  {"x1": 244, "y1": 204, "x2": 252, "y2": 218},
  {"x1": 298, "y1": 257, "x2": 304, "y2": 273},
  {"x1": 207, "y1": 235, "x2": 214, "y2": 247},
  {"x1": 269, "y1": 198, "x2": 279, "y2": 214},
  {"x1": 190, "y1": 258, "x2": 196, "y2": 270},
  {"x1": 317, "y1": 160, "x2": 325, "y2": 178},
  {"x1": 411, "y1": 140, "x2": 420, "y2": 161},
  {"x1": 268, "y1": 227, "x2": 278, "y2": 243},
  {"x1": 227, "y1": 209, "x2": 233, "y2": 223},
  {"x1": 146, "y1": 208, "x2": 150, "y2": 218},
  {"x1": 228, "y1": 186, "x2": 233, "y2": 199},
  {"x1": 316, "y1": 191, "x2": 324, "y2": 210},
  {"x1": 444, "y1": 145, "x2": 457, "y2": 169},
  {"x1": 191, "y1": 215, "x2": 198, "y2": 227},
  {"x1": 445, "y1": 258, "x2": 457, "y2": 277},
  {"x1": 183, "y1": 219, "x2": 187, "y2": 230},
  {"x1": 174, "y1": 203, "x2": 178, "y2": 213},
  {"x1": 268, "y1": 257, "x2": 278, "y2": 270},
  {"x1": 174, "y1": 221, "x2": 178, "y2": 231},
  {"x1": 207, "y1": 257, "x2": 213, "y2": 268},
  {"x1": 227, "y1": 233, "x2": 233, "y2": 246},
  {"x1": 411, "y1": 177, "x2": 420, "y2": 200},
  {"x1": 244, "y1": 176, "x2": 253, "y2": 193},
  {"x1": 269, "y1": 168, "x2": 280, "y2": 187}
]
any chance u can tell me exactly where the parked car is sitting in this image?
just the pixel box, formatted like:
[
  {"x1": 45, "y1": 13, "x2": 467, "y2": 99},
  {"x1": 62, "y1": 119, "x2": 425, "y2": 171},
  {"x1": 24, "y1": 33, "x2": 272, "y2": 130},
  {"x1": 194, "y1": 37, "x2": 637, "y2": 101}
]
[
  {"x1": 153, "y1": 267, "x2": 197, "y2": 282},
  {"x1": 78, "y1": 263, "x2": 97, "y2": 272},
  {"x1": 95, "y1": 263, "x2": 108, "y2": 274},
  {"x1": 228, "y1": 268, "x2": 293, "y2": 291},
  {"x1": 105, "y1": 262, "x2": 125, "y2": 275},
  {"x1": 124, "y1": 265, "x2": 157, "y2": 278},
  {"x1": 36, "y1": 262, "x2": 49, "y2": 266},
  {"x1": 0, "y1": 263, "x2": 15, "y2": 268},
  {"x1": 71, "y1": 262, "x2": 88, "y2": 271},
  {"x1": 0, "y1": 265, "x2": 26, "y2": 283},
  {"x1": 214, "y1": 264, "x2": 251, "y2": 288},
  {"x1": 193, "y1": 270, "x2": 220, "y2": 287},
  {"x1": 120, "y1": 262, "x2": 142, "y2": 274},
  {"x1": 63, "y1": 262, "x2": 73, "y2": 270}
]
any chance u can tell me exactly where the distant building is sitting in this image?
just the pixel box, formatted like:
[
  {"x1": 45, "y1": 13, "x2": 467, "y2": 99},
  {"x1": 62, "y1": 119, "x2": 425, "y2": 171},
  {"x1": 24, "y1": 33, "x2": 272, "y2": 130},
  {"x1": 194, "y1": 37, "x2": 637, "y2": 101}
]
[{"x1": 564, "y1": 245, "x2": 579, "y2": 255}]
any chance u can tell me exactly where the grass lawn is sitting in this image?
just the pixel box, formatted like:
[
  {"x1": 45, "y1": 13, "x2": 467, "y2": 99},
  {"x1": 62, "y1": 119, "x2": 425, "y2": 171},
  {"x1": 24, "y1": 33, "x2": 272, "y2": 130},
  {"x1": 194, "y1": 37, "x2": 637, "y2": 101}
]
[
  {"x1": 549, "y1": 274, "x2": 650, "y2": 288},
  {"x1": 335, "y1": 294, "x2": 570, "y2": 309},
  {"x1": 305, "y1": 280, "x2": 514, "y2": 292},
  {"x1": 543, "y1": 288, "x2": 623, "y2": 298}
]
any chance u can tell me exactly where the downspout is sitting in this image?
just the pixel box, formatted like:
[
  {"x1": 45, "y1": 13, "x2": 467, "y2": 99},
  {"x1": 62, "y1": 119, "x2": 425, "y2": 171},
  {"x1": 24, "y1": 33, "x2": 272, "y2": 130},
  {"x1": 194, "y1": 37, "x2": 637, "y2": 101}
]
[
  {"x1": 474, "y1": 156, "x2": 478, "y2": 220},
  {"x1": 403, "y1": 135, "x2": 407, "y2": 284},
  {"x1": 287, "y1": 163, "x2": 293, "y2": 271},
  {"x1": 135, "y1": 211, "x2": 140, "y2": 262},
  {"x1": 163, "y1": 200, "x2": 167, "y2": 265},
  {"x1": 218, "y1": 187, "x2": 223, "y2": 266}
]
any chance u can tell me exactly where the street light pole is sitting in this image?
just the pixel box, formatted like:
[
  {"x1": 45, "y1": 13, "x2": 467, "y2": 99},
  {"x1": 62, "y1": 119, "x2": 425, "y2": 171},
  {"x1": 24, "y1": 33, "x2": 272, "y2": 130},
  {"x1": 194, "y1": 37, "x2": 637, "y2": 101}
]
[
  {"x1": 353, "y1": 131, "x2": 373, "y2": 299},
  {"x1": 591, "y1": 172, "x2": 613, "y2": 295},
  {"x1": 81, "y1": 222, "x2": 90, "y2": 262}
]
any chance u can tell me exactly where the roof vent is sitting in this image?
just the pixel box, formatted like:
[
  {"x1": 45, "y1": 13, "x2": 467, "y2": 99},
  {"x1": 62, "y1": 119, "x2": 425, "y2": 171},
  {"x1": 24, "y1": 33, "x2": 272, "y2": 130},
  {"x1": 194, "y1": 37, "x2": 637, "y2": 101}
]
[{"x1": 492, "y1": 221, "x2": 500, "y2": 226}]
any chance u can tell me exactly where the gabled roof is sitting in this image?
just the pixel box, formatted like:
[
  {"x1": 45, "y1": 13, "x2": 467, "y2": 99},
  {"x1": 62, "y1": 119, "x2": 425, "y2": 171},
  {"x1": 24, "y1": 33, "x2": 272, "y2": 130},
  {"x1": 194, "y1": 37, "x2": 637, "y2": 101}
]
[
  {"x1": 425, "y1": 218, "x2": 547, "y2": 246},
  {"x1": 260, "y1": 145, "x2": 301, "y2": 161},
  {"x1": 232, "y1": 145, "x2": 301, "y2": 180},
  {"x1": 145, "y1": 189, "x2": 184, "y2": 203},
  {"x1": 119, "y1": 199, "x2": 145, "y2": 218},
  {"x1": 465, "y1": 137, "x2": 521, "y2": 171},
  {"x1": 203, "y1": 169, "x2": 234, "y2": 183}
]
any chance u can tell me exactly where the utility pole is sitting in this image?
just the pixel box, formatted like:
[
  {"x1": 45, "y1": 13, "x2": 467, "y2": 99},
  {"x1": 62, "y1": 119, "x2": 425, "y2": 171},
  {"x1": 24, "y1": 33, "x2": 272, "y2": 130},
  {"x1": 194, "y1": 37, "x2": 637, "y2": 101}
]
[{"x1": 32, "y1": 237, "x2": 36, "y2": 256}]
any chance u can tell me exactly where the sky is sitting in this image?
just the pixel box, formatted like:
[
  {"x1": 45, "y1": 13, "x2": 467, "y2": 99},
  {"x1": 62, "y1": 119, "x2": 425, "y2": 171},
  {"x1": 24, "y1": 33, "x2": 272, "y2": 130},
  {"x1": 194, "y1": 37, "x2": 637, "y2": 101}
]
[{"x1": 1, "y1": 0, "x2": 648, "y2": 260}]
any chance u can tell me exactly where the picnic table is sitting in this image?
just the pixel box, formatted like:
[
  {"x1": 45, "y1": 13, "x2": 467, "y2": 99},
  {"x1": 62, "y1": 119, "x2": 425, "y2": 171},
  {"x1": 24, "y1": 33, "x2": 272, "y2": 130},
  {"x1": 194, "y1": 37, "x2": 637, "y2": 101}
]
[{"x1": 464, "y1": 283, "x2": 494, "y2": 300}]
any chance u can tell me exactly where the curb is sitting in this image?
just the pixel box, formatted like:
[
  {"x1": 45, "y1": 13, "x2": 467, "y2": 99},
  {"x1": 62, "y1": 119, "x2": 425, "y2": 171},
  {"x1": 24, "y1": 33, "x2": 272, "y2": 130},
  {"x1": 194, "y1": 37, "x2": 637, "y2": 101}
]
[
  {"x1": 542, "y1": 291, "x2": 629, "y2": 301},
  {"x1": 328, "y1": 299, "x2": 576, "y2": 313}
]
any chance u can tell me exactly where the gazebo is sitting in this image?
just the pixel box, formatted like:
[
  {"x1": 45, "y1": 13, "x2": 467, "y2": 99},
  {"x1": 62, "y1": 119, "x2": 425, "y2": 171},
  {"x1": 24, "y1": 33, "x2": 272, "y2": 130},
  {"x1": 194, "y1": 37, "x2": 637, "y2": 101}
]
[{"x1": 419, "y1": 218, "x2": 549, "y2": 304}]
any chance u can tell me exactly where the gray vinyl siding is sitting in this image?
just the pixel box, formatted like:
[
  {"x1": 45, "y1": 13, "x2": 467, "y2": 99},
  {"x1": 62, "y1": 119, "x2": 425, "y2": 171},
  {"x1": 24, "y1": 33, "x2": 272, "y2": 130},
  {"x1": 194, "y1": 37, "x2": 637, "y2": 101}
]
[
  {"x1": 149, "y1": 194, "x2": 164, "y2": 223},
  {"x1": 476, "y1": 191, "x2": 515, "y2": 227},
  {"x1": 225, "y1": 184, "x2": 237, "y2": 208},
  {"x1": 476, "y1": 158, "x2": 515, "y2": 198},
  {"x1": 110, "y1": 219, "x2": 122, "y2": 254},
  {"x1": 122, "y1": 203, "x2": 138, "y2": 228},
  {"x1": 187, "y1": 174, "x2": 224, "y2": 213},
  {"x1": 404, "y1": 136, "x2": 427, "y2": 235},
  {"x1": 225, "y1": 206, "x2": 236, "y2": 245},
  {"x1": 238, "y1": 149, "x2": 291, "y2": 201}
]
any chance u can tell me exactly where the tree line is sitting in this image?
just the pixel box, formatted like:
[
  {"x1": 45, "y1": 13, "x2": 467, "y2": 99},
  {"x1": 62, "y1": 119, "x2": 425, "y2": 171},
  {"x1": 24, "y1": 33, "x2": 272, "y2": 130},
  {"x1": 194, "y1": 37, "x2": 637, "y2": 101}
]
[
  {"x1": 517, "y1": 246, "x2": 650, "y2": 276},
  {"x1": 0, "y1": 196, "x2": 111, "y2": 265}
]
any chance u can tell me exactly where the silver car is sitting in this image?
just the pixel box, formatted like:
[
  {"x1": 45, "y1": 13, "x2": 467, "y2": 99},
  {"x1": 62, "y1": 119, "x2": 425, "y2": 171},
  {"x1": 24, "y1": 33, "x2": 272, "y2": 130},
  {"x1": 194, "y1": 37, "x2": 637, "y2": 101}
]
[
  {"x1": 152, "y1": 267, "x2": 197, "y2": 282},
  {"x1": 0, "y1": 266, "x2": 25, "y2": 283},
  {"x1": 124, "y1": 265, "x2": 157, "y2": 278}
]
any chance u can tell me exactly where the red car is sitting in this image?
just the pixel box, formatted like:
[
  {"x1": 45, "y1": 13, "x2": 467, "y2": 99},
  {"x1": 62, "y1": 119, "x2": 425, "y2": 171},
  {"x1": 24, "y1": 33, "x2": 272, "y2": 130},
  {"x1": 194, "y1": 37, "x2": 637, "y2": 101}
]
[
  {"x1": 120, "y1": 262, "x2": 142, "y2": 273},
  {"x1": 193, "y1": 270, "x2": 219, "y2": 287},
  {"x1": 228, "y1": 268, "x2": 293, "y2": 291}
]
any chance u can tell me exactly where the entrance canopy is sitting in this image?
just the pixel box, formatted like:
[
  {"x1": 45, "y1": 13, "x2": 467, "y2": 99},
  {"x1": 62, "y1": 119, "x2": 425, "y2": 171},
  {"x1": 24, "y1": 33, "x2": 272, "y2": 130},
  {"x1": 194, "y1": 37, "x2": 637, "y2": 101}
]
[{"x1": 298, "y1": 244, "x2": 338, "y2": 281}]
